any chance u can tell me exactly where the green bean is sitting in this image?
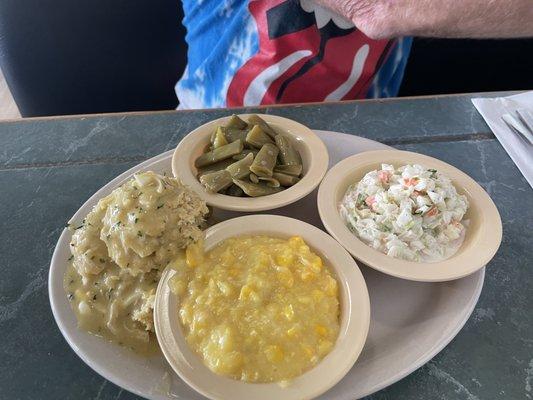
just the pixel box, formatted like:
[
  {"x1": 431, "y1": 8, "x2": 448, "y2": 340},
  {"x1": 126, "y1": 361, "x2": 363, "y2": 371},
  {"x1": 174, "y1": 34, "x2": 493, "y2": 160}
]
[
  {"x1": 249, "y1": 173, "x2": 259, "y2": 184},
  {"x1": 196, "y1": 114, "x2": 306, "y2": 196},
  {"x1": 273, "y1": 164, "x2": 302, "y2": 177},
  {"x1": 226, "y1": 114, "x2": 248, "y2": 129},
  {"x1": 275, "y1": 135, "x2": 301, "y2": 166},
  {"x1": 258, "y1": 176, "x2": 281, "y2": 188},
  {"x1": 232, "y1": 149, "x2": 258, "y2": 160},
  {"x1": 213, "y1": 127, "x2": 228, "y2": 148},
  {"x1": 226, "y1": 152, "x2": 253, "y2": 179},
  {"x1": 195, "y1": 139, "x2": 243, "y2": 168},
  {"x1": 196, "y1": 159, "x2": 235, "y2": 177},
  {"x1": 250, "y1": 143, "x2": 279, "y2": 177},
  {"x1": 226, "y1": 184, "x2": 244, "y2": 197},
  {"x1": 225, "y1": 128, "x2": 249, "y2": 144},
  {"x1": 200, "y1": 170, "x2": 233, "y2": 193},
  {"x1": 232, "y1": 179, "x2": 283, "y2": 197},
  {"x1": 245, "y1": 125, "x2": 273, "y2": 148},
  {"x1": 273, "y1": 172, "x2": 300, "y2": 187},
  {"x1": 247, "y1": 115, "x2": 278, "y2": 139}
]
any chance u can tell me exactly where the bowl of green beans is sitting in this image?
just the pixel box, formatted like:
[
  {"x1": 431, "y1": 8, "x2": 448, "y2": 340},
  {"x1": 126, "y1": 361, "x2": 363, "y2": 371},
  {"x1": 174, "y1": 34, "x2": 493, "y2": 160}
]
[{"x1": 172, "y1": 114, "x2": 329, "y2": 212}]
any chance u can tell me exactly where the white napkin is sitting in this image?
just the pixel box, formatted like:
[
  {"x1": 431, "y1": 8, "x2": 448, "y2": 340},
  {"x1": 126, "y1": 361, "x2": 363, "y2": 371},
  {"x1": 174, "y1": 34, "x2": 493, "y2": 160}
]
[{"x1": 472, "y1": 91, "x2": 533, "y2": 188}]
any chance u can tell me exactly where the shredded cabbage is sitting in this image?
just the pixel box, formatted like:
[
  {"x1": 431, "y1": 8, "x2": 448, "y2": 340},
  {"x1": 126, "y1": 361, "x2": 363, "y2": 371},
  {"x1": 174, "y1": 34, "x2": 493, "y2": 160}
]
[{"x1": 339, "y1": 164, "x2": 469, "y2": 262}]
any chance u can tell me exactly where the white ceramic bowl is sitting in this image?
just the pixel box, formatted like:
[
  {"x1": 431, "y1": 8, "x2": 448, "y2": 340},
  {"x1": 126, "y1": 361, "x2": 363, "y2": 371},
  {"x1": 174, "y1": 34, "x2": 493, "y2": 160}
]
[
  {"x1": 172, "y1": 114, "x2": 329, "y2": 212},
  {"x1": 154, "y1": 215, "x2": 370, "y2": 400},
  {"x1": 317, "y1": 150, "x2": 502, "y2": 282}
]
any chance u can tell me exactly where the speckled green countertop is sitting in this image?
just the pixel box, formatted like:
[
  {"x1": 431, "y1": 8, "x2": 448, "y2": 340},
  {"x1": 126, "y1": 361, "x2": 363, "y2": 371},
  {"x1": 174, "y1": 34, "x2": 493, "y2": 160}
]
[{"x1": 1, "y1": 93, "x2": 531, "y2": 400}]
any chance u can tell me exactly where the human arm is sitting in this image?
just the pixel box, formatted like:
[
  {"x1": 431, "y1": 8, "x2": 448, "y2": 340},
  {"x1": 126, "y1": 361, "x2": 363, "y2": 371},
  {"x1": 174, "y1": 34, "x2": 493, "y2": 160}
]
[{"x1": 316, "y1": 0, "x2": 533, "y2": 39}]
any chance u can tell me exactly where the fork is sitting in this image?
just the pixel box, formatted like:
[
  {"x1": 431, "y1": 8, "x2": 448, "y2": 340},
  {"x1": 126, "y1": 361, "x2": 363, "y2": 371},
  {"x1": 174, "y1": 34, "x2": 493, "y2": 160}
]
[{"x1": 501, "y1": 109, "x2": 533, "y2": 145}]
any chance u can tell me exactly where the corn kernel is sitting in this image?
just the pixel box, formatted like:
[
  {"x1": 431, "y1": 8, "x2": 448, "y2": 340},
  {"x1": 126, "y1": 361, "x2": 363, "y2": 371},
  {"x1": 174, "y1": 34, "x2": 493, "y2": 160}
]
[
  {"x1": 169, "y1": 278, "x2": 186, "y2": 296},
  {"x1": 276, "y1": 252, "x2": 294, "y2": 267},
  {"x1": 168, "y1": 257, "x2": 187, "y2": 271},
  {"x1": 239, "y1": 284, "x2": 253, "y2": 299},
  {"x1": 298, "y1": 245, "x2": 310, "y2": 254},
  {"x1": 300, "y1": 270, "x2": 316, "y2": 282},
  {"x1": 258, "y1": 252, "x2": 269, "y2": 265},
  {"x1": 288, "y1": 236, "x2": 304, "y2": 248},
  {"x1": 220, "y1": 249, "x2": 235, "y2": 266},
  {"x1": 191, "y1": 310, "x2": 208, "y2": 330},
  {"x1": 309, "y1": 255, "x2": 323, "y2": 272},
  {"x1": 283, "y1": 304, "x2": 295, "y2": 321},
  {"x1": 265, "y1": 345, "x2": 284, "y2": 363},
  {"x1": 195, "y1": 294, "x2": 207, "y2": 305},
  {"x1": 239, "y1": 285, "x2": 260, "y2": 302},
  {"x1": 315, "y1": 324, "x2": 328, "y2": 337},
  {"x1": 318, "y1": 339, "x2": 333, "y2": 355},
  {"x1": 312, "y1": 289, "x2": 325, "y2": 301},
  {"x1": 287, "y1": 325, "x2": 299, "y2": 337},
  {"x1": 266, "y1": 303, "x2": 279, "y2": 315},
  {"x1": 216, "y1": 280, "x2": 233, "y2": 297},
  {"x1": 252, "y1": 277, "x2": 268, "y2": 289},
  {"x1": 298, "y1": 296, "x2": 312, "y2": 304},
  {"x1": 217, "y1": 351, "x2": 243, "y2": 374},
  {"x1": 284, "y1": 275, "x2": 294, "y2": 288},
  {"x1": 277, "y1": 267, "x2": 294, "y2": 288},
  {"x1": 215, "y1": 325, "x2": 234, "y2": 351},
  {"x1": 325, "y1": 276, "x2": 338, "y2": 296},
  {"x1": 253, "y1": 262, "x2": 267, "y2": 272},
  {"x1": 301, "y1": 344, "x2": 314, "y2": 359},
  {"x1": 186, "y1": 243, "x2": 203, "y2": 268},
  {"x1": 179, "y1": 305, "x2": 193, "y2": 325}
]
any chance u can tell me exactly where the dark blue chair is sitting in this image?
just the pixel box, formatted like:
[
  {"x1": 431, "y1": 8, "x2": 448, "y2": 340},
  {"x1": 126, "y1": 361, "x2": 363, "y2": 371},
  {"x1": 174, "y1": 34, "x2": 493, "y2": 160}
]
[{"x1": 0, "y1": 0, "x2": 187, "y2": 117}]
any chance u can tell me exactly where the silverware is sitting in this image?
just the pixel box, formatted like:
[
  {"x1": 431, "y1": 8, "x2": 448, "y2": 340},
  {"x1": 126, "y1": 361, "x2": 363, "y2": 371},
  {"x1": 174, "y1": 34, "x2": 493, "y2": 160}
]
[{"x1": 501, "y1": 109, "x2": 533, "y2": 145}]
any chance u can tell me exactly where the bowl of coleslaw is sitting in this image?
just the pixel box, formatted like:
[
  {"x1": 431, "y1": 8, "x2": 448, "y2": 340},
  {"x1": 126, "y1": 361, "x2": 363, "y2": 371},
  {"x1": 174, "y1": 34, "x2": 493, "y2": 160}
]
[{"x1": 317, "y1": 150, "x2": 502, "y2": 282}]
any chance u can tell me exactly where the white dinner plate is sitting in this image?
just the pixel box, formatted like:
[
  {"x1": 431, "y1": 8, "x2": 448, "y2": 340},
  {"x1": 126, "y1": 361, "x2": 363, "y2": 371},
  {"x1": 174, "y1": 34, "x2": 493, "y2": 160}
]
[{"x1": 49, "y1": 131, "x2": 484, "y2": 400}]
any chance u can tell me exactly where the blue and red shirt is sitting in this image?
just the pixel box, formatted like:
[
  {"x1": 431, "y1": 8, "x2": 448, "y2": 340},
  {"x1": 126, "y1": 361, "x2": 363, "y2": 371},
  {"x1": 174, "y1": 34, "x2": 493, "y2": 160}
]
[{"x1": 176, "y1": 0, "x2": 412, "y2": 109}]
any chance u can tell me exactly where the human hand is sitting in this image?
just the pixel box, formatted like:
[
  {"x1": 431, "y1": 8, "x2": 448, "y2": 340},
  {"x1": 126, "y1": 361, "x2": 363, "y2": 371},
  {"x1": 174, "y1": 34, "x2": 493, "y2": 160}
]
[{"x1": 310, "y1": 0, "x2": 533, "y2": 39}]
